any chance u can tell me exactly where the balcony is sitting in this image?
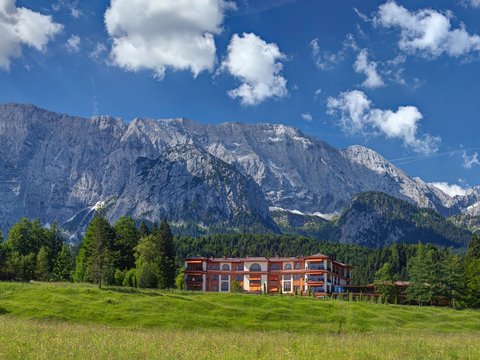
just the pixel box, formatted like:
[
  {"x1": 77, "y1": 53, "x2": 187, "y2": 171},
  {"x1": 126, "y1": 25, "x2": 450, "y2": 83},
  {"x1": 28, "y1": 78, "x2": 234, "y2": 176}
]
[
  {"x1": 186, "y1": 265, "x2": 203, "y2": 272},
  {"x1": 307, "y1": 264, "x2": 325, "y2": 271},
  {"x1": 306, "y1": 275, "x2": 324, "y2": 283},
  {"x1": 310, "y1": 286, "x2": 325, "y2": 293},
  {"x1": 185, "y1": 276, "x2": 203, "y2": 283}
]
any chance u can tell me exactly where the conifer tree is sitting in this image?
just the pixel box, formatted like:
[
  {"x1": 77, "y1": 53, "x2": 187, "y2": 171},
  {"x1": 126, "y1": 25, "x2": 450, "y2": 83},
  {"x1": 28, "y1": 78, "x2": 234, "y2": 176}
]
[
  {"x1": 35, "y1": 246, "x2": 50, "y2": 281},
  {"x1": 157, "y1": 219, "x2": 176, "y2": 288},
  {"x1": 74, "y1": 213, "x2": 115, "y2": 287},
  {"x1": 139, "y1": 221, "x2": 150, "y2": 238},
  {"x1": 465, "y1": 234, "x2": 480, "y2": 308},
  {"x1": 52, "y1": 243, "x2": 73, "y2": 282},
  {"x1": 406, "y1": 245, "x2": 437, "y2": 305},
  {"x1": 113, "y1": 216, "x2": 140, "y2": 270}
]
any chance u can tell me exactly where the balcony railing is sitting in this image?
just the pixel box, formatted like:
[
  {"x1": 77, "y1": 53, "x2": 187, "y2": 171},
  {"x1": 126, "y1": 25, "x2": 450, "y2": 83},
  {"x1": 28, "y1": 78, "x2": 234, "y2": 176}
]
[
  {"x1": 186, "y1": 266, "x2": 203, "y2": 271},
  {"x1": 307, "y1": 264, "x2": 325, "y2": 270},
  {"x1": 307, "y1": 276, "x2": 324, "y2": 282}
]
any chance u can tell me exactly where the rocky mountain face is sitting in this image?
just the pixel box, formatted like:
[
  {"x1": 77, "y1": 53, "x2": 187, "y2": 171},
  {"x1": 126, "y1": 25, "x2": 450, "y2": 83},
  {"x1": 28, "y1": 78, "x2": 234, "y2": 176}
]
[
  {"x1": 271, "y1": 192, "x2": 472, "y2": 248},
  {"x1": 335, "y1": 192, "x2": 471, "y2": 248},
  {"x1": 0, "y1": 103, "x2": 476, "y2": 241}
]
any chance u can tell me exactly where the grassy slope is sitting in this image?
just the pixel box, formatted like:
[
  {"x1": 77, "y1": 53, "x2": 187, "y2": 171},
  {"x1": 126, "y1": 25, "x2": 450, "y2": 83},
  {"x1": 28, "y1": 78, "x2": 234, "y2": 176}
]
[{"x1": 1, "y1": 282, "x2": 480, "y2": 359}]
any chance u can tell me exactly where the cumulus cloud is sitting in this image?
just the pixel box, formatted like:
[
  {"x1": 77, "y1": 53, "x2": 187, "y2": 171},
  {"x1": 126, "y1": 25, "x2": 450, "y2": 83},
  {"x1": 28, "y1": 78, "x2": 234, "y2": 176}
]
[
  {"x1": 354, "y1": 49, "x2": 385, "y2": 88},
  {"x1": 375, "y1": 1, "x2": 480, "y2": 58},
  {"x1": 462, "y1": 151, "x2": 480, "y2": 168},
  {"x1": 221, "y1": 33, "x2": 288, "y2": 106},
  {"x1": 301, "y1": 112, "x2": 313, "y2": 121},
  {"x1": 0, "y1": 0, "x2": 62, "y2": 70},
  {"x1": 65, "y1": 34, "x2": 80, "y2": 53},
  {"x1": 104, "y1": 0, "x2": 235, "y2": 79},
  {"x1": 430, "y1": 182, "x2": 468, "y2": 197},
  {"x1": 310, "y1": 34, "x2": 357, "y2": 70},
  {"x1": 327, "y1": 90, "x2": 440, "y2": 154}
]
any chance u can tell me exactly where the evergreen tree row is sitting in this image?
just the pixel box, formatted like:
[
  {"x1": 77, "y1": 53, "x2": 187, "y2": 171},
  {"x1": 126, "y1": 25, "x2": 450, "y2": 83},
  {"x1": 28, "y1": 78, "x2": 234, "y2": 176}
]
[
  {"x1": 74, "y1": 213, "x2": 176, "y2": 289},
  {"x1": 1, "y1": 217, "x2": 479, "y2": 307}
]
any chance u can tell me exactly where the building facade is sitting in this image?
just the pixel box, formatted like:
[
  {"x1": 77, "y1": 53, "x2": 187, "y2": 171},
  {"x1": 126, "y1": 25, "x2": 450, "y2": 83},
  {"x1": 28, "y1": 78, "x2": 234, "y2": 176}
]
[{"x1": 184, "y1": 253, "x2": 351, "y2": 296}]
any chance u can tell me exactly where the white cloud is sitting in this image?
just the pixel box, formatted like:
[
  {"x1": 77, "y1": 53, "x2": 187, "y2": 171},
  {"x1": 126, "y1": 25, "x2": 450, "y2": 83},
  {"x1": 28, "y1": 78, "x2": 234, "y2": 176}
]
[
  {"x1": 221, "y1": 33, "x2": 288, "y2": 106},
  {"x1": 65, "y1": 34, "x2": 80, "y2": 53},
  {"x1": 466, "y1": 0, "x2": 480, "y2": 8},
  {"x1": 375, "y1": 1, "x2": 480, "y2": 58},
  {"x1": 310, "y1": 34, "x2": 357, "y2": 70},
  {"x1": 52, "y1": 1, "x2": 81, "y2": 18},
  {"x1": 430, "y1": 182, "x2": 468, "y2": 197},
  {"x1": 354, "y1": 8, "x2": 370, "y2": 22},
  {"x1": 354, "y1": 49, "x2": 385, "y2": 88},
  {"x1": 462, "y1": 151, "x2": 480, "y2": 168},
  {"x1": 301, "y1": 112, "x2": 313, "y2": 121},
  {"x1": 104, "y1": 0, "x2": 234, "y2": 79},
  {"x1": 89, "y1": 42, "x2": 107, "y2": 62},
  {"x1": 0, "y1": 0, "x2": 62, "y2": 70},
  {"x1": 327, "y1": 90, "x2": 440, "y2": 154}
]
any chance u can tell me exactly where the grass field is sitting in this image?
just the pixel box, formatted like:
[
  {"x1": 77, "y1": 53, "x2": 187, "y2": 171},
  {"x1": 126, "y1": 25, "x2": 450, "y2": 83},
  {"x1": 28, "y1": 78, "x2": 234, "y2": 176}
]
[{"x1": 1, "y1": 282, "x2": 480, "y2": 359}]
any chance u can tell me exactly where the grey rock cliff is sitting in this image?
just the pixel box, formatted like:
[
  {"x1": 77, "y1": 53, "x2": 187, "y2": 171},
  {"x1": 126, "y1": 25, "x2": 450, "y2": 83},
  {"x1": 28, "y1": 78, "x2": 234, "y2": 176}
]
[{"x1": 0, "y1": 103, "x2": 474, "y2": 238}]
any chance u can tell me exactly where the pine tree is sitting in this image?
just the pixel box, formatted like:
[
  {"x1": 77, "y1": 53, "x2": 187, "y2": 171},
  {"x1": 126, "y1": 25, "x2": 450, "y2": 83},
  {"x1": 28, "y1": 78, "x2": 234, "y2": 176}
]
[
  {"x1": 52, "y1": 243, "x2": 73, "y2": 282},
  {"x1": 466, "y1": 234, "x2": 480, "y2": 262},
  {"x1": 465, "y1": 234, "x2": 480, "y2": 308},
  {"x1": 139, "y1": 221, "x2": 150, "y2": 238},
  {"x1": 157, "y1": 219, "x2": 176, "y2": 288},
  {"x1": 113, "y1": 216, "x2": 140, "y2": 271},
  {"x1": 441, "y1": 253, "x2": 466, "y2": 307},
  {"x1": 406, "y1": 245, "x2": 437, "y2": 305},
  {"x1": 75, "y1": 214, "x2": 115, "y2": 287}
]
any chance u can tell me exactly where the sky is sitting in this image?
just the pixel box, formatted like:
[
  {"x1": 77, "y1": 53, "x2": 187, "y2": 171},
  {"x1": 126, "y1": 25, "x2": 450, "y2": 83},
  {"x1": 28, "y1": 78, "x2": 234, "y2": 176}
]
[{"x1": 0, "y1": 0, "x2": 480, "y2": 194}]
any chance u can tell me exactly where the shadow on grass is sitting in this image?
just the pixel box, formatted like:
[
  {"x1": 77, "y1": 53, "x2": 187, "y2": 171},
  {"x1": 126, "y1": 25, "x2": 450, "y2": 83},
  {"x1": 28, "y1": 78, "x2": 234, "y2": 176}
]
[
  {"x1": 0, "y1": 307, "x2": 10, "y2": 315},
  {"x1": 101, "y1": 286, "x2": 164, "y2": 297}
]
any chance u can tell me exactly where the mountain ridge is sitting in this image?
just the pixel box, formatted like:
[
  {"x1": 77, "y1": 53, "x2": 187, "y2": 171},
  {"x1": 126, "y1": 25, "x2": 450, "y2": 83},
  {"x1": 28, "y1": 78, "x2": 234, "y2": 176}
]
[{"x1": 0, "y1": 103, "x2": 477, "y2": 242}]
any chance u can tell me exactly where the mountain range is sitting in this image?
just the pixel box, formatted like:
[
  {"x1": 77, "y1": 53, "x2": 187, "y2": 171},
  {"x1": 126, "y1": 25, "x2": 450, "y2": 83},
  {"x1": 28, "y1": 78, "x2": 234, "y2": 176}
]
[{"x1": 0, "y1": 103, "x2": 477, "y2": 245}]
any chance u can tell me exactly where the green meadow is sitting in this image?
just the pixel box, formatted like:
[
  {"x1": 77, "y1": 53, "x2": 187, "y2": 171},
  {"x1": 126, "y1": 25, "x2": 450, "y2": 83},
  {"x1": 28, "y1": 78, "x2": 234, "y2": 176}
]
[{"x1": 1, "y1": 282, "x2": 479, "y2": 359}]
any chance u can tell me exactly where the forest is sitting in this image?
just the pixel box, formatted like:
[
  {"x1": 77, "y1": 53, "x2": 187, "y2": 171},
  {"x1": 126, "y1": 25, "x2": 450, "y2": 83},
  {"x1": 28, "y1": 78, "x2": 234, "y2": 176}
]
[{"x1": 0, "y1": 215, "x2": 479, "y2": 308}]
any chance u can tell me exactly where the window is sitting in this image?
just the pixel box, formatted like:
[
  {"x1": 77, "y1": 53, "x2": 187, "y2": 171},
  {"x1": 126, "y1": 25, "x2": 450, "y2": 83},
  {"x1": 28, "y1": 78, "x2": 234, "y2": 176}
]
[
  {"x1": 294, "y1": 262, "x2": 301, "y2": 269},
  {"x1": 236, "y1": 264, "x2": 244, "y2": 271},
  {"x1": 294, "y1": 286, "x2": 300, "y2": 294},
  {"x1": 221, "y1": 282, "x2": 229, "y2": 292},
  {"x1": 294, "y1": 274, "x2": 300, "y2": 280},
  {"x1": 284, "y1": 263, "x2": 292, "y2": 270},
  {"x1": 221, "y1": 274, "x2": 229, "y2": 281},
  {"x1": 249, "y1": 263, "x2": 261, "y2": 272},
  {"x1": 222, "y1": 264, "x2": 230, "y2": 271},
  {"x1": 211, "y1": 274, "x2": 219, "y2": 281},
  {"x1": 283, "y1": 282, "x2": 291, "y2": 292},
  {"x1": 283, "y1": 274, "x2": 291, "y2": 281},
  {"x1": 270, "y1": 263, "x2": 281, "y2": 270},
  {"x1": 236, "y1": 274, "x2": 243, "y2": 281},
  {"x1": 209, "y1": 263, "x2": 220, "y2": 270}
]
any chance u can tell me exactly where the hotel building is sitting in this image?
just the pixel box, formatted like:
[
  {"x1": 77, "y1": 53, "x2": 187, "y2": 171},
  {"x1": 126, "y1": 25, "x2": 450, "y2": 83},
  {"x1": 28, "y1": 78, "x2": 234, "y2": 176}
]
[{"x1": 184, "y1": 253, "x2": 351, "y2": 296}]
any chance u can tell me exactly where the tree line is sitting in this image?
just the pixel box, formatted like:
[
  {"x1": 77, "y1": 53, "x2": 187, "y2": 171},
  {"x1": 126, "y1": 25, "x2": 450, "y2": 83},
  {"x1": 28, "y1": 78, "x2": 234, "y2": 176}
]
[
  {"x1": 0, "y1": 217, "x2": 479, "y2": 307},
  {"x1": 0, "y1": 214, "x2": 177, "y2": 289},
  {"x1": 176, "y1": 233, "x2": 480, "y2": 308}
]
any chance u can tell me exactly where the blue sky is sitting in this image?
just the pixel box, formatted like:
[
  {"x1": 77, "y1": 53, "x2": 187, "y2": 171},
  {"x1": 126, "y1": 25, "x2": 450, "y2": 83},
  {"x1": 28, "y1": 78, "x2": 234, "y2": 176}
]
[{"x1": 1, "y1": 0, "x2": 479, "y2": 193}]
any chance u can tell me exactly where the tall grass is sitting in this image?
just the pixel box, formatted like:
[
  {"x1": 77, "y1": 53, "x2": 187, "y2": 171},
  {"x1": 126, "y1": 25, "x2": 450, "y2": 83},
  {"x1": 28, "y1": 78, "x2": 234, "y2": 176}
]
[
  {"x1": 0, "y1": 282, "x2": 479, "y2": 359},
  {"x1": 1, "y1": 317, "x2": 479, "y2": 360},
  {"x1": 1, "y1": 282, "x2": 479, "y2": 333}
]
